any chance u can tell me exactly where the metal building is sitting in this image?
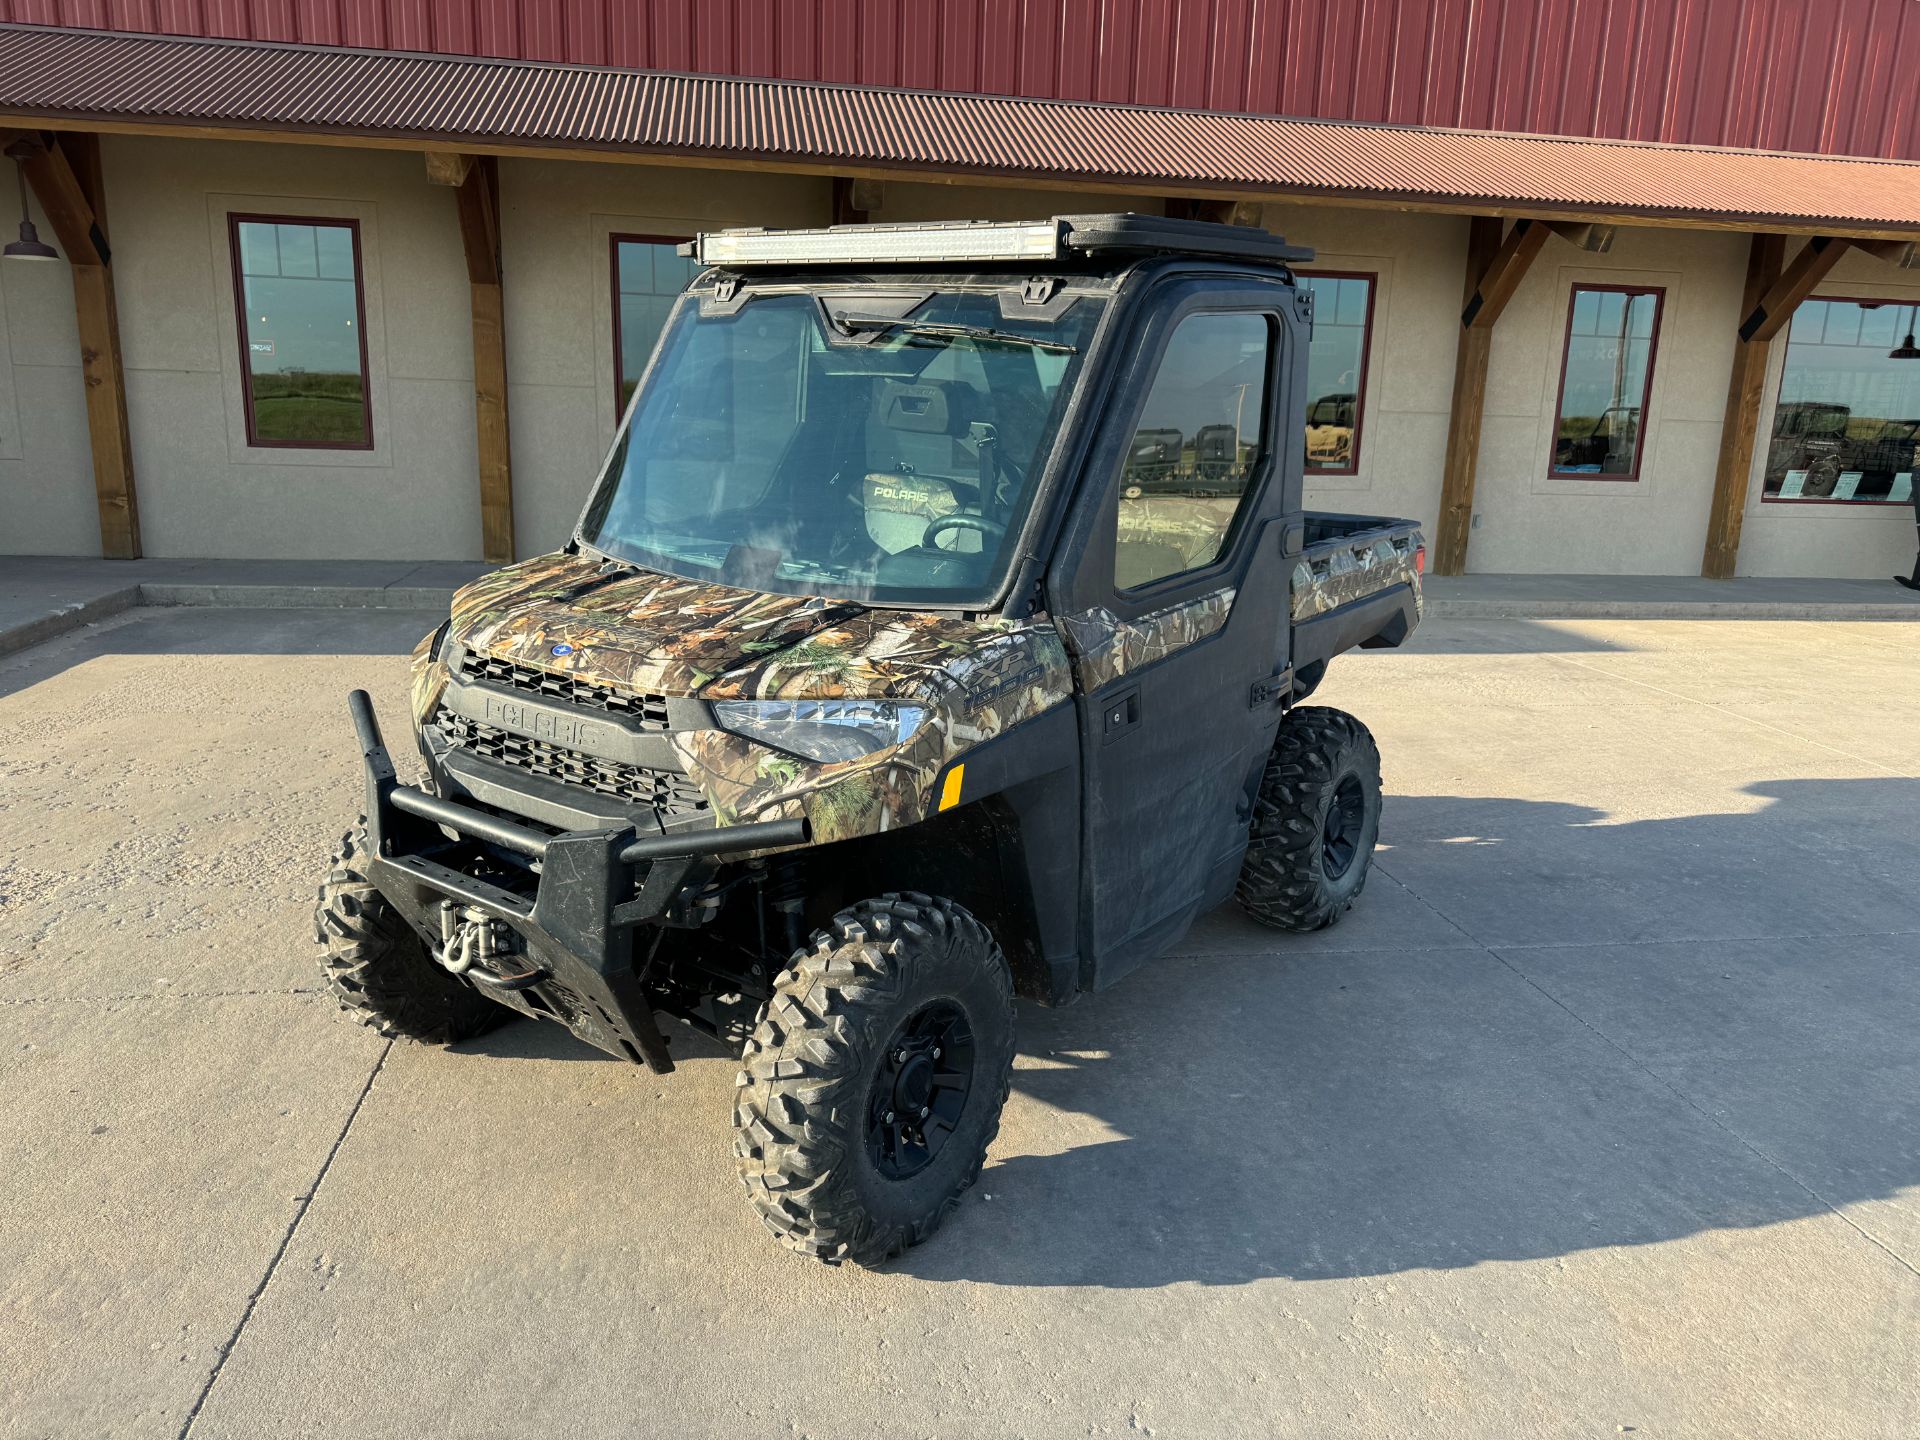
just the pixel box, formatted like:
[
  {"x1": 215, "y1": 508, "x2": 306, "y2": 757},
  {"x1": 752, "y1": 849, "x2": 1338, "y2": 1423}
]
[{"x1": 1, "y1": 0, "x2": 1917, "y2": 579}]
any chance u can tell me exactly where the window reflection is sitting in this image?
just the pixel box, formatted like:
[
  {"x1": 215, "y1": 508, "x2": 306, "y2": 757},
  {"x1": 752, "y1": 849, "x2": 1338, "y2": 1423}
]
[
  {"x1": 1298, "y1": 272, "x2": 1373, "y2": 474},
  {"x1": 615, "y1": 236, "x2": 698, "y2": 408},
  {"x1": 1115, "y1": 312, "x2": 1271, "y2": 590},
  {"x1": 1550, "y1": 285, "x2": 1661, "y2": 478},
  {"x1": 233, "y1": 217, "x2": 370, "y2": 448},
  {"x1": 1764, "y1": 298, "x2": 1920, "y2": 504}
]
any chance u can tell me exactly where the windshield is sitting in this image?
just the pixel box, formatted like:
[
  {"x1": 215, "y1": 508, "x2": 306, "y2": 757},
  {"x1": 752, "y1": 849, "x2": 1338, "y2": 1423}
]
[{"x1": 578, "y1": 289, "x2": 1104, "y2": 606}]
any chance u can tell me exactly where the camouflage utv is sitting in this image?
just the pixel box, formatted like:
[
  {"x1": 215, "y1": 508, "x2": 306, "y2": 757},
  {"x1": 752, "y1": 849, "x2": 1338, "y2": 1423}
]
[{"x1": 320, "y1": 215, "x2": 1424, "y2": 1265}]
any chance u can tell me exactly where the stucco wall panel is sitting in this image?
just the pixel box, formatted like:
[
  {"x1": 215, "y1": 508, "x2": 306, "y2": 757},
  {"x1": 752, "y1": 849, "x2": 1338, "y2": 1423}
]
[
  {"x1": 498, "y1": 158, "x2": 828, "y2": 560},
  {"x1": 1733, "y1": 244, "x2": 1920, "y2": 579}
]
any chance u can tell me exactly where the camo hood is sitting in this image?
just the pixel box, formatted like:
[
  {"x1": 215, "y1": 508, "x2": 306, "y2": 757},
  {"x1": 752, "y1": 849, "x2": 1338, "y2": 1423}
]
[{"x1": 416, "y1": 551, "x2": 1074, "y2": 843}]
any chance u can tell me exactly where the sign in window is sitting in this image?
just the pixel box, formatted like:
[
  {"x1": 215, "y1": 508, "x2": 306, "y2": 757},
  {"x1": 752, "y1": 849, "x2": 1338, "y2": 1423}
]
[
  {"x1": 230, "y1": 216, "x2": 371, "y2": 449},
  {"x1": 1549, "y1": 285, "x2": 1663, "y2": 480},
  {"x1": 1764, "y1": 297, "x2": 1920, "y2": 506}
]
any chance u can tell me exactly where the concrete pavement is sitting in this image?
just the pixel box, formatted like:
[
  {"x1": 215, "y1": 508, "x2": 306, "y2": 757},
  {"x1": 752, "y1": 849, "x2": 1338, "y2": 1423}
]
[{"x1": 2, "y1": 607, "x2": 1917, "y2": 1438}]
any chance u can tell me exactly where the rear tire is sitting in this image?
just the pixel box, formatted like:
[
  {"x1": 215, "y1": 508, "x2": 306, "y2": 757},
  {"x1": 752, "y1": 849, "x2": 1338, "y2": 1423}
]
[
  {"x1": 314, "y1": 821, "x2": 508, "y2": 1044},
  {"x1": 733, "y1": 893, "x2": 1015, "y2": 1266},
  {"x1": 1236, "y1": 706, "x2": 1383, "y2": 933}
]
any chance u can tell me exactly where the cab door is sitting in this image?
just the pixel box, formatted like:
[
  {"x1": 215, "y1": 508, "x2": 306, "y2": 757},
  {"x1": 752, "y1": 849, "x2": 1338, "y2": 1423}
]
[{"x1": 1050, "y1": 276, "x2": 1307, "y2": 989}]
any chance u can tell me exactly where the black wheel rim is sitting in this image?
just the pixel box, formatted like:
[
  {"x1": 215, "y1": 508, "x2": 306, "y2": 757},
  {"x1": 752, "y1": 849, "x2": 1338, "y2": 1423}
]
[
  {"x1": 866, "y1": 1001, "x2": 975, "y2": 1181},
  {"x1": 1322, "y1": 774, "x2": 1367, "y2": 880}
]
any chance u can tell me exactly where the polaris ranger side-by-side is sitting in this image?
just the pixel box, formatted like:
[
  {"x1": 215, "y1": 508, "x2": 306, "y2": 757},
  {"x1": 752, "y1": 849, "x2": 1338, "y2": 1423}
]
[{"x1": 318, "y1": 215, "x2": 1424, "y2": 1265}]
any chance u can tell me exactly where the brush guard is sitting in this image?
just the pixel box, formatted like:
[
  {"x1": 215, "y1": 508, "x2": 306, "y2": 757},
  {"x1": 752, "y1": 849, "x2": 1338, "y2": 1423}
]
[{"x1": 347, "y1": 689, "x2": 807, "y2": 1072}]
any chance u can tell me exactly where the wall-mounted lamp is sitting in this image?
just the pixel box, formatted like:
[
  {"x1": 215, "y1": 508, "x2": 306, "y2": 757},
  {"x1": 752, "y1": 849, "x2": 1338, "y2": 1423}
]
[
  {"x1": 2, "y1": 152, "x2": 56, "y2": 262},
  {"x1": 1891, "y1": 305, "x2": 1920, "y2": 360}
]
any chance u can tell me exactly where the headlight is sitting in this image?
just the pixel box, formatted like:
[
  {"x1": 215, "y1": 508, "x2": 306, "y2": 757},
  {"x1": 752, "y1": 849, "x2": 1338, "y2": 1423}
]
[{"x1": 711, "y1": 699, "x2": 927, "y2": 763}]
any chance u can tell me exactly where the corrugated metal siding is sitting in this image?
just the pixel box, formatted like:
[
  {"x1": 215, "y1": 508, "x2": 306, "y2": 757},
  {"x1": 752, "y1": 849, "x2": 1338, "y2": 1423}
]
[
  {"x1": 4, "y1": 24, "x2": 1919, "y2": 233},
  {"x1": 0, "y1": 0, "x2": 1914, "y2": 161}
]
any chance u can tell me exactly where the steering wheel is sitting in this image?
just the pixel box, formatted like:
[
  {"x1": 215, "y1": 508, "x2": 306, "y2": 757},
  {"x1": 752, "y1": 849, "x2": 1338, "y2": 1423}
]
[{"x1": 921, "y1": 513, "x2": 1006, "y2": 550}]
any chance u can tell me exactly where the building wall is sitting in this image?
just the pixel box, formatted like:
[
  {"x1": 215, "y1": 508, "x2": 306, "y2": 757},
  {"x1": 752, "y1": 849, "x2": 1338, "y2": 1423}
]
[
  {"x1": 497, "y1": 158, "x2": 827, "y2": 557},
  {"x1": 10, "y1": 140, "x2": 1915, "y2": 577},
  {"x1": 1736, "y1": 245, "x2": 1920, "y2": 579},
  {"x1": 100, "y1": 135, "x2": 484, "y2": 560},
  {"x1": 0, "y1": 199, "x2": 96, "y2": 555},
  {"x1": 1468, "y1": 223, "x2": 1749, "y2": 576}
]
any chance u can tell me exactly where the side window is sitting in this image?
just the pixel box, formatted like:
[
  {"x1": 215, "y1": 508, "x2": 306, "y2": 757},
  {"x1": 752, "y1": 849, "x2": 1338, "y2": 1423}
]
[
  {"x1": 614, "y1": 234, "x2": 698, "y2": 408},
  {"x1": 1114, "y1": 311, "x2": 1271, "y2": 591},
  {"x1": 1297, "y1": 271, "x2": 1374, "y2": 475},
  {"x1": 1549, "y1": 284, "x2": 1662, "y2": 479},
  {"x1": 230, "y1": 215, "x2": 371, "y2": 449}
]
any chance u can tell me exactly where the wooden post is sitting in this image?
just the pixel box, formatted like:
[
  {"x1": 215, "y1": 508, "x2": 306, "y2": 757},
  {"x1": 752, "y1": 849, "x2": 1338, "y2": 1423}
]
[
  {"x1": 452, "y1": 155, "x2": 514, "y2": 563},
  {"x1": 17, "y1": 133, "x2": 141, "y2": 558},
  {"x1": 1701, "y1": 234, "x2": 1787, "y2": 579},
  {"x1": 1431, "y1": 221, "x2": 1500, "y2": 576}
]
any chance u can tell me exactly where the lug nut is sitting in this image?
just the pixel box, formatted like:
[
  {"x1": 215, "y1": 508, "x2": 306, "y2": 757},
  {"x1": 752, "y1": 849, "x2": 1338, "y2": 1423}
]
[
  {"x1": 884, "y1": 1110, "x2": 895, "y2": 1124},
  {"x1": 919, "y1": 1106, "x2": 929, "y2": 1118}
]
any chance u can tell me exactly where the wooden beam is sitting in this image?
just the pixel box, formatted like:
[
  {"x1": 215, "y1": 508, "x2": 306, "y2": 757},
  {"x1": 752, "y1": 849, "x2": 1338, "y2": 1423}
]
[
  {"x1": 424, "y1": 149, "x2": 474, "y2": 186},
  {"x1": 830, "y1": 176, "x2": 866, "y2": 226},
  {"x1": 453, "y1": 156, "x2": 513, "y2": 563},
  {"x1": 16, "y1": 134, "x2": 106, "y2": 265},
  {"x1": 1852, "y1": 237, "x2": 1919, "y2": 269},
  {"x1": 17, "y1": 133, "x2": 140, "y2": 558},
  {"x1": 1545, "y1": 219, "x2": 1616, "y2": 252},
  {"x1": 1701, "y1": 234, "x2": 1787, "y2": 580},
  {"x1": 1462, "y1": 217, "x2": 1550, "y2": 328},
  {"x1": 1432, "y1": 216, "x2": 1505, "y2": 575},
  {"x1": 1740, "y1": 235, "x2": 1851, "y2": 342}
]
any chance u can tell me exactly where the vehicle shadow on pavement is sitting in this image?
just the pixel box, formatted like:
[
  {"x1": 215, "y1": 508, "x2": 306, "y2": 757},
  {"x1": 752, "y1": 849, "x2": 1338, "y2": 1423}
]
[{"x1": 896, "y1": 780, "x2": 1920, "y2": 1288}]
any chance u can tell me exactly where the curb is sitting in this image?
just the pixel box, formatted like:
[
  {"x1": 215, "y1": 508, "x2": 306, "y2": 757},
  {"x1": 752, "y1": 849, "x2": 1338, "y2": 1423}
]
[
  {"x1": 0, "y1": 585, "x2": 142, "y2": 658},
  {"x1": 0, "y1": 581, "x2": 460, "y2": 657},
  {"x1": 1425, "y1": 598, "x2": 1920, "y2": 621}
]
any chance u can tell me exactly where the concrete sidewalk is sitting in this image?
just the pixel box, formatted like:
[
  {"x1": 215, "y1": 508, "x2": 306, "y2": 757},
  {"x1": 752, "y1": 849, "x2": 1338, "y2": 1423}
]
[
  {"x1": 4, "y1": 554, "x2": 1918, "y2": 656},
  {"x1": 0, "y1": 556, "x2": 492, "y2": 655}
]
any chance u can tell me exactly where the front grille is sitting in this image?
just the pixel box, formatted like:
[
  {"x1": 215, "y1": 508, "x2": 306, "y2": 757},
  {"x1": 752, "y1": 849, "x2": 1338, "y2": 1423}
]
[
  {"x1": 458, "y1": 651, "x2": 672, "y2": 729},
  {"x1": 438, "y1": 710, "x2": 710, "y2": 819}
]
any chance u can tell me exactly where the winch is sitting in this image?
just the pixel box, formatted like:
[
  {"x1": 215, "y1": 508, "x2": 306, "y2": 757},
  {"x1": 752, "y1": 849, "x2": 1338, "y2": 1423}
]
[{"x1": 434, "y1": 900, "x2": 544, "y2": 991}]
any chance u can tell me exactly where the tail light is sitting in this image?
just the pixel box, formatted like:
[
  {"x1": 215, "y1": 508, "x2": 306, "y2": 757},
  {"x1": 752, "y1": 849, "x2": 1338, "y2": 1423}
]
[{"x1": 1414, "y1": 545, "x2": 1427, "y2": 576}]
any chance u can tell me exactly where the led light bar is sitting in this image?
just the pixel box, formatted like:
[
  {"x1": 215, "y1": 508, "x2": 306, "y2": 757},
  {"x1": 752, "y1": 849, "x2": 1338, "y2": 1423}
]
[{"x1": 687, "y1": 220, "x2": 1065, "y2": 267}]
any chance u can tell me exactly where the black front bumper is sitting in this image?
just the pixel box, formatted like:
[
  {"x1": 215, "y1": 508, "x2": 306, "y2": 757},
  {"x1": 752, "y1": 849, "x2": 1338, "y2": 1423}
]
[{"x1": 348, "y1": 690, "x2": 805, "y2": 1071}]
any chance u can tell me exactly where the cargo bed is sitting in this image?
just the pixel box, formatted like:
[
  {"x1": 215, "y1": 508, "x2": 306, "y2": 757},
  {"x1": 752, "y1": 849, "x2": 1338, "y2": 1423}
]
[{"x1": 1291, "y1": 512, "x2": 1424, "y2": 673}]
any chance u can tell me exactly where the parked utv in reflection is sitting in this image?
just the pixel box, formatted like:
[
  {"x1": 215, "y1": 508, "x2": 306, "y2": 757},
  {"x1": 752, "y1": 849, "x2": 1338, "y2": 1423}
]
[{"x1": 316, "y1": 215, "x2": 1424, "y2": 1266}]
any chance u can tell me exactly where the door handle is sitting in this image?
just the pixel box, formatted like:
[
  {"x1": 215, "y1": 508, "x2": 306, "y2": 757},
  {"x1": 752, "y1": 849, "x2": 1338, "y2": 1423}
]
[{"x1": 1101, "y1": 687, "x2": 1141, "y2": 744}]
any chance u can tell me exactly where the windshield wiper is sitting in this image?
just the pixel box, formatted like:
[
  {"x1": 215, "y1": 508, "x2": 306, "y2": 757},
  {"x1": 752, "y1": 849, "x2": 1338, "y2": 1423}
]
[{"x1": 829, "y1": 311, "x2": 1079, "y2": 354}]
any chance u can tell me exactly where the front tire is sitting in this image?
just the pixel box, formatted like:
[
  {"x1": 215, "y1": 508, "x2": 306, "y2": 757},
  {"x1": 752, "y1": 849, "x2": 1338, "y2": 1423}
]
[
  {"x1": 733, "y1": 894, "x2": 1015, "y2": 1266},
  {"x1": 314, "y1": 821, "x2": 508, "y2": 1044},
  {"x1": 1236, "y1": 706, "x2": 1383, "y2": 932}
]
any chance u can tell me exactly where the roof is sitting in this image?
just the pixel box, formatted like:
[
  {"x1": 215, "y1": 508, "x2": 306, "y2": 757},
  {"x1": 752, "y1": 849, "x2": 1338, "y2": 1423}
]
[
  {"x1": 4, "y1": 24, "x2": 1920, "y2": 237},
  {"x1": 2, "y1": 0, "x2": 1914, "y2": 163}
]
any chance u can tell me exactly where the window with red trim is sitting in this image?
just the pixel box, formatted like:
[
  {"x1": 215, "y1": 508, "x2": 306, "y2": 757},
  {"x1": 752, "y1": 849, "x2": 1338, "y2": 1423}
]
[
  {"x1": 230, "y1": 215, "x2": 372, "y2": 449},
  {"x1": 1549, "y1": 284, "x2": 1663, "y2": 480},
  {"x1": 613, "y1": 234, "x2": 697, "y2": 408},
  {"x1": 1762, "y1": 296, "x2": 1920, "y2": 506},
  {"x1": 1297, "y1": 270, "x2": 1374, "y2": 476}
]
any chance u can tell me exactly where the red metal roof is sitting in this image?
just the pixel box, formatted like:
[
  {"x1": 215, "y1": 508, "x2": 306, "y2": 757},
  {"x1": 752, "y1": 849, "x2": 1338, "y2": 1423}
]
[
  {"x1": 1, "y1": 0, "x2": 1915, "y2": 162},
  {"x1": 2, "y1": 24, "x2": 1919, "y2": 234}
]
